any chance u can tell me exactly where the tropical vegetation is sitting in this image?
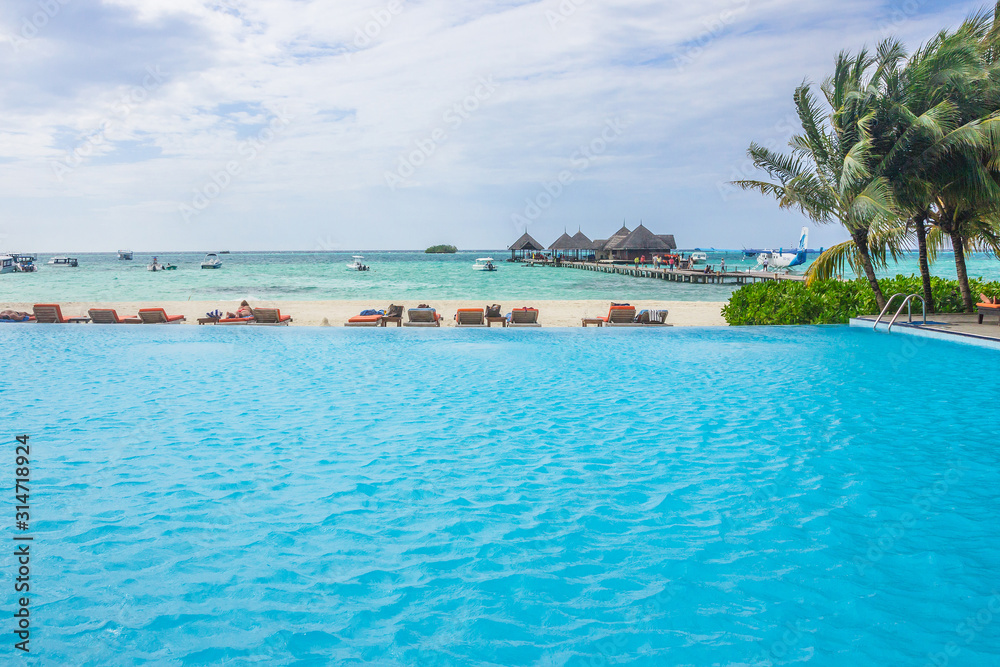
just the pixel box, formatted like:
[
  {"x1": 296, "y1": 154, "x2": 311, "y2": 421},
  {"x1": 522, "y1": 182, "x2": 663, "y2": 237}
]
[
  {"x1": 734, "y1": 4, "x2": 1000, "y2": 313},
  {"x1": 424, "y1": 244, "x2": 458, "y2": 254},
  {"x1": 723, "y1": 276, "x2": 1000, "y2": 325}
]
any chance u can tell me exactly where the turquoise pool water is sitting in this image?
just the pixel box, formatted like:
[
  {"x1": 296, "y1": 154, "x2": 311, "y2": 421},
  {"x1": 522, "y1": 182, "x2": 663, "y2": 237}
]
[
  {"x1": 3, "y1": 326, "x2": 999, "y2": 665},
  {"x1": 2, "y1": 250, "x2": 999, "y2": 303}
]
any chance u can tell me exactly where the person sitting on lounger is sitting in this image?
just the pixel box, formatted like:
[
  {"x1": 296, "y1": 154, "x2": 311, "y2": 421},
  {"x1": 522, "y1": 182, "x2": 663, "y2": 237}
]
[{"x1": 226, "y1": 300, "x2": 253, "y2": 319}]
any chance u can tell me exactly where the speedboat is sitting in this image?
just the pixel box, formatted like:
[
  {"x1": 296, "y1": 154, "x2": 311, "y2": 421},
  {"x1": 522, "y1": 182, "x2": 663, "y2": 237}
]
[
  {"x1": 201, "y1": 253, "x2": 222, "y2": 269},
  {"x1": 118, "y1": 250, "x2": 133, "y2": 260},
  {"x1": 472, "y1": 257, "x2": 497, "y2": 271},
  {"x1": 147, "y1": 260, "x2": 176, "y2": 271},
  {"x1": 689, "y1": 252, "x2": 707, "y2": 265},
  {"x1": 48, "y1": 256, "x2": 78, "y2": 267},
  {"x1": 346, "y1": 255, "x2": 370, "y2": 271},
  {"x1": 9, "y1": 254, "x2": 36, "y2": 272}
]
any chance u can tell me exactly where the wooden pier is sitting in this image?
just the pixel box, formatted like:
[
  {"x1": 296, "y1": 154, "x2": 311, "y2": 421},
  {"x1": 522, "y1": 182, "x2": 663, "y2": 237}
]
[{"x1": 522, "y1": 260, "x2": 807, "y2": 285}]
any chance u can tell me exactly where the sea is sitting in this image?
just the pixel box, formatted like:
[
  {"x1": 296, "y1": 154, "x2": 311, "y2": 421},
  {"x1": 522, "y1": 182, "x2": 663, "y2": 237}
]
[{"x1": 2, "y1": 250, "x2": 999, "y2": 303}]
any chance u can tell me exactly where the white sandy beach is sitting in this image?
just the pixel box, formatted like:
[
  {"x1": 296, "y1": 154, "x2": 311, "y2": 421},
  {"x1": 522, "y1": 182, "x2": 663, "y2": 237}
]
[{"x1": 6, "y1": 300, "x2": 728, "y2": 327}]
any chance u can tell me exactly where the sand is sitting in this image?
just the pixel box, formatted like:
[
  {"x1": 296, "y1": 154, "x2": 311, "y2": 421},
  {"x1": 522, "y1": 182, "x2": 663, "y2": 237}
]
[{"x1": 5, "y1": 300, "x2": 729, "y2": 327}]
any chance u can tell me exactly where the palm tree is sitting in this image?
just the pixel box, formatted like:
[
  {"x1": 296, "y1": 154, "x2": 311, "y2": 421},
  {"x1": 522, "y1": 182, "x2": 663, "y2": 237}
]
[{"x1": 734, "y1": 46, "x2": 903, "y2": 310}]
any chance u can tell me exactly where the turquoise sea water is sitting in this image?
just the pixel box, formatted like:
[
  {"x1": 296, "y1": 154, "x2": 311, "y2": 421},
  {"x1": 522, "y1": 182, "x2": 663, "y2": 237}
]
[
  {"x1": 2, "y1": 251, "x2": 999, "y2": 302},
  {"x1": 3, "y1": 325, "x2": 999, "y2": 665}
]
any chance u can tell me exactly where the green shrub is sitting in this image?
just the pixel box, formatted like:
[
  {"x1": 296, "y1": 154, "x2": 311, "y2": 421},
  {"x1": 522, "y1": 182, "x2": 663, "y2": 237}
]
[
  {"x1": 425, "y1": 244, "x2": 458, "y2": 254},
  {"x1": 722, "y1": 275, "x2": 1000, "y2": 325}
]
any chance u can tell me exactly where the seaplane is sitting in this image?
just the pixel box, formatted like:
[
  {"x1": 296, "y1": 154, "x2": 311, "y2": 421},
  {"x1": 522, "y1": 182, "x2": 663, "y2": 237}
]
[{"x1": 754, "y1": 227, "x2": 809, "y2": 271}]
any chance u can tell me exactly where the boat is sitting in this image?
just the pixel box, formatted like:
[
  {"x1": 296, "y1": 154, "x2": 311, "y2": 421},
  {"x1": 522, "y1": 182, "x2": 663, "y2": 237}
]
[
  {"x1": 147, "y1": 258, "x2": 177, "y2": 271},
  {"x1": 48, "y1": 256, "x2": 78, "y2": 267},
  {"x1": 346, "y1": 255, "x2": 370, "y2": 271},
  {"x1": 8, "y1": 254, "x2": 36, "y2": 272},
  {"x1": 689, "y1": 252, "x2": 708, "y2": 265},
  {"x1": 472, "y1": 257, "x2": 497, "y2": 271},
  {"x1": 0, "y1": 256, "x2": 14, "y2": 274},
  {"x1": 201, "y1": 253, "x2": 222, "y2": 269},
  {"x1": 118, "y1": 250, "x2": 133, "y2": 260}
]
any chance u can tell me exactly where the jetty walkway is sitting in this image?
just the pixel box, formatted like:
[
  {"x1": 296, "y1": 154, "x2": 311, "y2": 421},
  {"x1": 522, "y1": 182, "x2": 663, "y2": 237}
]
[{"x1": 522, "y1": 260, "x2": 807, "y2": 285}]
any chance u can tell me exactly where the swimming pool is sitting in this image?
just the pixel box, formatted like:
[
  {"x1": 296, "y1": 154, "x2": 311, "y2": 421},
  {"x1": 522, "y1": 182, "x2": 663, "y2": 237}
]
[{"x1": 3, "y1": 326, "x2": 998, "y2": 665}]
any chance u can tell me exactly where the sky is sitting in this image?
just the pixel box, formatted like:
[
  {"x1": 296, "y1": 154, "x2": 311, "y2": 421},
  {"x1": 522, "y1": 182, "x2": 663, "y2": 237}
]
[{"x1": 0, "y1": 0, "x2": 985, "y2": 252}]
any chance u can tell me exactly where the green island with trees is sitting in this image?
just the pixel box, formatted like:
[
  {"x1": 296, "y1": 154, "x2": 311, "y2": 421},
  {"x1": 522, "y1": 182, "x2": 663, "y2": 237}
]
[
  {"x1": 729, "y1": 5, "x2": 1000, "y2": 323},
  {"x1": 425, "y1": 245, "x2": 458, "y2": 254}
]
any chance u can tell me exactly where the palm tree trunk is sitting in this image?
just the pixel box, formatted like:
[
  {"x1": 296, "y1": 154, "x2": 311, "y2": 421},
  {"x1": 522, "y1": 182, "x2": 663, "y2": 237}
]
[
  {"x1": 949, "y1": 231, "x2": 974, "y2": 312},
  {"x1": 852, "y1": 230, "x2": 886, "y2": 311},
  {"x1": 913, "y1": 216, "x2": 935, "y2": 313}
]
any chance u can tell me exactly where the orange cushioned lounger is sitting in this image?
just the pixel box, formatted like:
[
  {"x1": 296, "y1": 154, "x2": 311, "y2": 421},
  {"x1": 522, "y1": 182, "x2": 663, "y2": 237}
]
[
  {"x1": 137, "y1": 308, "x2": 186, "y2": 324},
  {"x1": 346, "y1": 314, "x2": 383, "y2": 327},
  {"x1": 216, "y1": 316, "x2": 255, "y2": 325},
  {"x1": 600, "y1": 305, "x2": 636, "y2": 323},
  {"x1": 88, "y1": 308, "x2": 141, "y2": 324}
]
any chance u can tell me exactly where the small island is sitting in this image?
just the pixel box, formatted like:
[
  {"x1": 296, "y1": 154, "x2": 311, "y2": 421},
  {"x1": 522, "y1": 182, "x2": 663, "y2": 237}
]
[{"x1": 425, "y1": 244, "x2": 457, "y2": 254}]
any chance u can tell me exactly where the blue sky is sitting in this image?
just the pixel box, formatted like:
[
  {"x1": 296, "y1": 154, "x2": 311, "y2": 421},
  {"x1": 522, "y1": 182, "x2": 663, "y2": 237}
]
[{"x1": 0, "y1": 0, "x2": 984, "y2": 251}]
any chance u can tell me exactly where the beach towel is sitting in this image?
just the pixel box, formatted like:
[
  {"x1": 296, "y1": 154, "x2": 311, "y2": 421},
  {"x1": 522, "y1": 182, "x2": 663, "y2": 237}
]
[{"x1": 360, "y1": 309, "x2": 384, "y2": 316}]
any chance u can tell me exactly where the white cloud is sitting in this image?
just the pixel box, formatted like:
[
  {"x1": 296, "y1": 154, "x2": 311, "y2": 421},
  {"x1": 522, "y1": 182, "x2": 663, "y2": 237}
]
[{"x1": 0, "y1": 0, "x2": 985, "y2": 250}]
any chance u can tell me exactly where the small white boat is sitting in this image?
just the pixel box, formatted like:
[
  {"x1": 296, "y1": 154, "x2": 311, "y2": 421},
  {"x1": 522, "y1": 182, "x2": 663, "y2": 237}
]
[
  {"x1": 689, "y1": 252, "x2": 707, "y2": 265},
  {"x1": 346, "y1": 255, "x2": 370, "y2": 271},
  {"x1": 48, "y1": 256, "x2": 78, "y2": 267},
  {"x1": 118, "y1": 250, "x2": 133, "y2": 260},
  {"x1": 9, "y1": 254, "x2": 36, "y2": 272},
  {"x1": 472, "y1": 257, "x2": 497, "y2": 272},
  {"x1": 0, "y1": 256, "x2": 14, "y2": 274},
  {"x1": 147, "y1": 260, "x2": 176, "y2": 271},
  {"x1": 201, "y1": 253, "x2": 222, "y2": 269}
]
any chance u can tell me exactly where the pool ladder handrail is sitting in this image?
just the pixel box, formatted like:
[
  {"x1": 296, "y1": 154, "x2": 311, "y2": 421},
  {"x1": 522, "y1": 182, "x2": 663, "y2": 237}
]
[{"x1": 872, "y1": 293, "x2": 926, "y2": 332}]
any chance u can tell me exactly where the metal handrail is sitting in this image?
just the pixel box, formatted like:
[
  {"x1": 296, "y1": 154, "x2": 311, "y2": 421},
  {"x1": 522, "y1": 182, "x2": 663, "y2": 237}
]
[
  {"x1": 886, "y1": 294, "x2": 926, "y2": 332},
  {"x1": 872, "y1": 293, "x2": 909, "y2": 330}
]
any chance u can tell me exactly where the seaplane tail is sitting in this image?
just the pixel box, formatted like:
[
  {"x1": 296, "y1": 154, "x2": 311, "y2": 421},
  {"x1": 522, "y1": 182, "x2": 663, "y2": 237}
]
[{"x1": 788, "y1": 227, "x2": 808, "y2": 267}]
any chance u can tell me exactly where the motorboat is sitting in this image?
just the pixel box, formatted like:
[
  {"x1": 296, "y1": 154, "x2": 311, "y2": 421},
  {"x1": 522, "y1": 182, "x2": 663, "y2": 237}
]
[
  {"x1": 0, "y1": 256, "x2": 13, "y2": 274},
  {"x1": 689, "y1": 252, "x2": 708, "y2": 265},
  {"x1": 4, "y1": 253, "x2": 36, "y2": 273},
  {"x1": 118, "y1": 250, "x2": 133, "y2": 260},
  {"x1": 472, "y1": 257, "x2": 497, "y2": 271},
  {"x1": 48, "y1": 256, "x2": 78, "y2": 267},
  {"x1": 147, "y1": 259, "x2": 176, "y2": 271},
  {"x1": 346, "y1": 255, "x2": 370, "y2": 271},
  {"x1": 201, "y1": 253, "x2": 222, "y2": 269}
]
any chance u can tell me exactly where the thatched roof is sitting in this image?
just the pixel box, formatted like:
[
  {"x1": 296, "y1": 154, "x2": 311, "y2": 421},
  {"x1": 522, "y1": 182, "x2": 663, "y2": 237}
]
[
  {"x1": 509, "y1": 232, "x2": 545, "y2": 251},
  {"x1": 656, "y1": 234, "x2": 677, "y2": 250},
  {"x1": 599, "y1": 225, "x2": 632, "y2": 250},
  {"x1": 571, "y1": 230, "x2": 592, "y2": 248},
  {"x1": 591, "y1": 239, "x2": 607, "y2": 250},
  {"x1": 619, "y1": 224, "x2": 670, "y2": 250},
  {"x1": 548, "y1": 232, "x2": 576, "y2": 250}
]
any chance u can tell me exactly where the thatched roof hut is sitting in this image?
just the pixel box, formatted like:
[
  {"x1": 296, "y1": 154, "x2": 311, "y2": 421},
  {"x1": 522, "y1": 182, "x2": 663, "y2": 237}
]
[{"x1": 509, "y1": 231, "x2": 545, "y2": 260}]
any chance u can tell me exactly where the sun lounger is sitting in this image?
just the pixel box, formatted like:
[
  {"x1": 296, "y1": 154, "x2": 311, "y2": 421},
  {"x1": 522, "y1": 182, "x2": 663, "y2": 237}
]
[
  {"x1": 137, "y1": 308, "x2": 186, "y2": 324},
  {"x1": 602, "y1": 305, "x2": 637, "y2": 325},
  {"x1": 508, "y1": 308, "x2": 541, "y2": 327},
  {"x1": 250, "y1": 308, "x2": 292, "y2": 325},
  {"x1": 88, "y1": 308, "x2": 141, "y2": 324},
  {"x1": 345, "y1": 314, "x2": 383, "y2": 327},
  {"x1": 978, "y1": 294, "x2": 1000, "y2": 325},
  {"x1": 33, "y1": 304, "x2": 90, "y2": 323},
  {"x1": 454, "y1": 308, "x2": 486, "y2": 327},
  {"x1": 404, "y1": 307, "x2": 441, "y2": 327}
]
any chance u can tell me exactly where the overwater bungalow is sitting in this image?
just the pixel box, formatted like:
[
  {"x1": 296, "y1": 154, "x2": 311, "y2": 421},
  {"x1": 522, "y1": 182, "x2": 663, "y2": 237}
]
[
  {"x1": 508, "y1": 232, "x2": 545, "y2": 261},
  {"x1": 548, "y1": 229, "x2": 594, "y2": 261}
]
